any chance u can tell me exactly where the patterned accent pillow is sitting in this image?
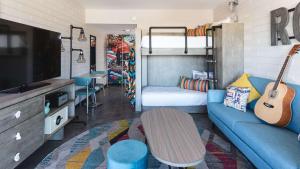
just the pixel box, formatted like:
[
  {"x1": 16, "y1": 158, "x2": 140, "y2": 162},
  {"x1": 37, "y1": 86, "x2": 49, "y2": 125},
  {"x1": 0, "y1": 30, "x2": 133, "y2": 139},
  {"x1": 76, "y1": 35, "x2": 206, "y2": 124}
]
[
  {"x1": 179, "y1": 76, "x2": 209, "y2": 92},
  {"x1": 187, "y1": 23, "x2": 212, "y2": 36},
  {"x1": 224, "y1": 86, "x2": 251, "y2": 112},
  {"x1": 187, "y1": 29, "x2": 196, "y2": 36}
]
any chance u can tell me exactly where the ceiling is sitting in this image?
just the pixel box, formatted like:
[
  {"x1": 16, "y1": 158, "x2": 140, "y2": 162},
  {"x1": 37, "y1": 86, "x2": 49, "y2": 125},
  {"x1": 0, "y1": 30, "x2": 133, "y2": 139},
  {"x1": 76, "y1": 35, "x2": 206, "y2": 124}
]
[{"x1": 78, "y1": 0, "x2": 225, "y2": 10}]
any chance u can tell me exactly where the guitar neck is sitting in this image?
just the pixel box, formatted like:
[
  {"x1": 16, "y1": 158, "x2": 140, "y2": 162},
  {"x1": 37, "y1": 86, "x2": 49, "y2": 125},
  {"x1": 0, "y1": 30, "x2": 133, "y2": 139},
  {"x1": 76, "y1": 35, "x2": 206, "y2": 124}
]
[{"x1": 273, "y1": 55, "x2": 291, "y2": 90}]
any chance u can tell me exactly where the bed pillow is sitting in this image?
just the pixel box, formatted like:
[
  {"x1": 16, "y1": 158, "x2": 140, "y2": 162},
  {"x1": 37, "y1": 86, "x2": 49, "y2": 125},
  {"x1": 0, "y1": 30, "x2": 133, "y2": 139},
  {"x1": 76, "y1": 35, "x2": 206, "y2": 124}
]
[
  {"x1": 230, "y1": 73, "x2": 261, "y2": 103},
  {"x1": 179, "y1": 76, "x2": 209, "y2": 92},
  {"x1": 187, "y1": 23, "x2": 211, "y2": 36},
  {"x1": 224, "y1": 86, "x2": 251, "y2": 112},
  {"x1": 187, "y1": 29, "x2": 195, "y2": 36}
]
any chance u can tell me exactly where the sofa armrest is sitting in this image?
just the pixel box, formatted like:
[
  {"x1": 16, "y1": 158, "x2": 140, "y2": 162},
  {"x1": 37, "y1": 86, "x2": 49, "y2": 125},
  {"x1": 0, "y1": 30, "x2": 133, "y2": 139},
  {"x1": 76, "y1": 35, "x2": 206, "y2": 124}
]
[{"x1": 208, "y1": 90, "x2": 226, "y2": 103}]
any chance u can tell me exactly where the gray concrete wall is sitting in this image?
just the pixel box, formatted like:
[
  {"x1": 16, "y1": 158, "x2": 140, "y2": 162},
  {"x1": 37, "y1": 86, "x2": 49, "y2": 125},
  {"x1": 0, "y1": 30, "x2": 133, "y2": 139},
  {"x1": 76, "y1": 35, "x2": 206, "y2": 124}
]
[{"x1": 147, "y1": 55, "x2": 207, "y2": 86}]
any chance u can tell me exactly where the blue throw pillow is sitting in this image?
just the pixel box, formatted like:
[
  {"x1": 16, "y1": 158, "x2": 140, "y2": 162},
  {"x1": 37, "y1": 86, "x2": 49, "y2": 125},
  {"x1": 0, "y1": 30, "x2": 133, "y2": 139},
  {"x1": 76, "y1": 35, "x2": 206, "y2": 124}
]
[
  {"x1": 247, "y1": 99, "x2": 258, "y2": 111},
  {"x1": 224, "y1": 86, "x2": 251, "y2": 112}
]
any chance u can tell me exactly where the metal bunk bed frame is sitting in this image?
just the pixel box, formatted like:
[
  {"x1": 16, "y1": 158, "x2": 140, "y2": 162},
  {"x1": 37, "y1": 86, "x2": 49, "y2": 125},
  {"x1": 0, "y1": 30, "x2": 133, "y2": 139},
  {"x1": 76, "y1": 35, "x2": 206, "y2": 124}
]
[
  {"x1": 148, "y1": 26, "x2": 188, "y2": 54},
  {"x1": 142, "y1": 26, "x2": 209, "y2": 56},
  {"x1": 206, "y1": 25, "x2": 222, "y2": 89}
]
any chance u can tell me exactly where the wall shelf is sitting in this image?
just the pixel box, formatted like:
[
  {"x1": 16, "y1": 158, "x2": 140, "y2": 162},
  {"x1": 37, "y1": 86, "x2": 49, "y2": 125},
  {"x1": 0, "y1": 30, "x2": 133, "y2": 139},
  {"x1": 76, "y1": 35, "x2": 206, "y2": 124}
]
[{"x1": 45, "y1": 100, "x2": 75, "y2": 117}]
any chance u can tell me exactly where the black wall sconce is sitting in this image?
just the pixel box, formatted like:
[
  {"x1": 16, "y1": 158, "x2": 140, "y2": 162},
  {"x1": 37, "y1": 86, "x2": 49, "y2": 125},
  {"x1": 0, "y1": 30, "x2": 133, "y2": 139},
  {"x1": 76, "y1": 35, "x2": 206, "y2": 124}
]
[{"x1": 61, "y1": 25, "x2": 87, "y2": 79}]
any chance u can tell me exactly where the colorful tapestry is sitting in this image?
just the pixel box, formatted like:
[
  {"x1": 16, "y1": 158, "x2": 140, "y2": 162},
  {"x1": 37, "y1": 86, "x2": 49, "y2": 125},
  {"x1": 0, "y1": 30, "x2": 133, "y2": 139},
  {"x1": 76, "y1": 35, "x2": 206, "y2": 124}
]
[
  {"x1": 36, "y1": 118, "x2": 254, "y2": 169},
  {"x1": 224, "y1": 86, "x2": 251, "y2": 112},
  {"x1": 106, "y1": 35, "x2": 136, "y2": 107}
]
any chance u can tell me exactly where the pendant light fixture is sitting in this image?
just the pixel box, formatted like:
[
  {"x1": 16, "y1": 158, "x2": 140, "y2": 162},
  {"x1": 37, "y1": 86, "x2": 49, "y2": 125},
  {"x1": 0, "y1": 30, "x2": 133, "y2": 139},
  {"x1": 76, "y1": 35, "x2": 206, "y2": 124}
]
[
  {"x1": 78, "y1": 28, "x2": 87, "y2": 41},
  {"x1": 76, "y1": 49, "x2": 86, "y2": 63}
]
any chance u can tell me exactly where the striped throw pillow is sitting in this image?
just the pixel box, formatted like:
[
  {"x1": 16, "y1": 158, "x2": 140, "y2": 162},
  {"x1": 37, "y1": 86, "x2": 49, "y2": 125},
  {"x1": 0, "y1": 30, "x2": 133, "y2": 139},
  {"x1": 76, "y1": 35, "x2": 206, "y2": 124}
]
[
  {"x1": 187, "y1": 24, "x2": 212, "y2": 36},
  {"x1": 187, "y1": 29, "x2": 195, "y2": 36},
  {"x1": 179, "y1": 76, "x2": 209, "y2": 92}
]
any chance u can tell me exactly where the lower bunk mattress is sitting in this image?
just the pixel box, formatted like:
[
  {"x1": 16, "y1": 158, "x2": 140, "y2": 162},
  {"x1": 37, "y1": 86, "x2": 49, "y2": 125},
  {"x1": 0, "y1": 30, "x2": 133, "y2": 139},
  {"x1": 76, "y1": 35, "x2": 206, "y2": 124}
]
[{"x1": 142, "y1": 86, "x2": 207, "y2": 107}]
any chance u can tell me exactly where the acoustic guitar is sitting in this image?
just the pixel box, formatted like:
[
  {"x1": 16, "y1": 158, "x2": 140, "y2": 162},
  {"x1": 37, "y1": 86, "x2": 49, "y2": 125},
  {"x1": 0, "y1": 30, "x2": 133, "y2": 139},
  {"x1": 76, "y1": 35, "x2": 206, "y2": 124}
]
[{"x1": 254, "y1": 44, "x2": 300, "y2": 127}]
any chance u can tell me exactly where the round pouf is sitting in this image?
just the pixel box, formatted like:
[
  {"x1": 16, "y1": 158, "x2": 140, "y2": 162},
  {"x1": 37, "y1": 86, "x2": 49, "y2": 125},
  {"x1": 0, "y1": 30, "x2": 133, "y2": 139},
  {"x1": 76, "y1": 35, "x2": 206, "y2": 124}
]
[{"x1": 107, "y1": 140, "x2": 148, "y2": 169}]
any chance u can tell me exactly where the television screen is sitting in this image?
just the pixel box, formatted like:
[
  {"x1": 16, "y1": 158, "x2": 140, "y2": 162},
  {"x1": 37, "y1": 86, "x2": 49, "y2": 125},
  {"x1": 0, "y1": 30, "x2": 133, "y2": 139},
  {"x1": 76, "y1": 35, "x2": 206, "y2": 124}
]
[{"x1": 0, "y1": 18, "x2": 61, "y2": 92}]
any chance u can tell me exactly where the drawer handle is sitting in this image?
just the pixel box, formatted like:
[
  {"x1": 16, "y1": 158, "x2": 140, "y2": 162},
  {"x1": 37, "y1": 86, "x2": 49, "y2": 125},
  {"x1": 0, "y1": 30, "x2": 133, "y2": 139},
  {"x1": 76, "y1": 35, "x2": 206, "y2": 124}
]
[
  {"x1": 14, "y1": 153, "x2": 20, "y2": 162},
  {"x1": 56, "y1": 116, "x2": 63, "y2": 125},
  {"x1": 15, "y1": 111, "x2": 21, "y2": 119},
  {"x1": 16, "y1": 132, "x2": 22, "y2": 140}
]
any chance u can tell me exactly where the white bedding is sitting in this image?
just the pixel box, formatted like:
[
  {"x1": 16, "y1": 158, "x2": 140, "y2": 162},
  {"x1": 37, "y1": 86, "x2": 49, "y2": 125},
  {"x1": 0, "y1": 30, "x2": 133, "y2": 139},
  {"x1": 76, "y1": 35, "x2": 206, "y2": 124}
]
[
  {"x1": 142, "y1": 86, "x2": 207, "y2": 107},
  {"x1": 141, "y1": 35, "x2": 212, "y2": 48}
]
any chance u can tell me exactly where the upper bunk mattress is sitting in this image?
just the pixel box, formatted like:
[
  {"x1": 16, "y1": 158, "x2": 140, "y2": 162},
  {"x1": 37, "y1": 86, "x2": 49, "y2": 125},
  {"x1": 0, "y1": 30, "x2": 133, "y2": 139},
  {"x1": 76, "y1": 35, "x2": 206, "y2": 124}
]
[
  {"x1": 142, "y1": 86, "x2": 207, "y2": 107},
  {"x1": 141, "y1": 36, "x2": 212, "y2": 48}
]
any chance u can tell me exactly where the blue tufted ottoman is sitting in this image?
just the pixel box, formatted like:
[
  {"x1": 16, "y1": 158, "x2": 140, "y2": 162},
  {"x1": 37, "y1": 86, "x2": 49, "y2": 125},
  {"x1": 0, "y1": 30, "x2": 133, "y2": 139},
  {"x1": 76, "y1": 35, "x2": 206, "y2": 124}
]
[{"x1": 107, "y1": 140, "x2": 148, "y2": 169}]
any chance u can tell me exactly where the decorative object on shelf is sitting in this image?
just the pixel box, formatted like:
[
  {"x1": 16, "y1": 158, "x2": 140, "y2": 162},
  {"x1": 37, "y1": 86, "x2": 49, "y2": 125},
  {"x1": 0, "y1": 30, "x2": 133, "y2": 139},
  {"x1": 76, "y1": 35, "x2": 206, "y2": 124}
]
[
  {"x1": 46, "y1": 91, "x2": 69, "y2": 108},
  {"x1": 61, "y1": 25, "x2": 87, "y2": 79},
  {"x1": 44, "y1": 101, "x2": 51, "y2": 115},
  {"x1": 224, "y1": 86, "x2": 251, "y2": 112},
  {"x1": 254, "y1": 44, "x2": 300, "y2": 127}
]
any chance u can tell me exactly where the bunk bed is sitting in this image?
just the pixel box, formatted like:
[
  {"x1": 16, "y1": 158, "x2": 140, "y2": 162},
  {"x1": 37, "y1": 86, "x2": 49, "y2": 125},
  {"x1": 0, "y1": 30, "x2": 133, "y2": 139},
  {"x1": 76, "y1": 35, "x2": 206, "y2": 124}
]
[
  {"x1": 141, "y1": 27, "x2": 214, "y2": 113},
  {"x1": 141, "y1": 27, "x2": 212, "y2": 56}
]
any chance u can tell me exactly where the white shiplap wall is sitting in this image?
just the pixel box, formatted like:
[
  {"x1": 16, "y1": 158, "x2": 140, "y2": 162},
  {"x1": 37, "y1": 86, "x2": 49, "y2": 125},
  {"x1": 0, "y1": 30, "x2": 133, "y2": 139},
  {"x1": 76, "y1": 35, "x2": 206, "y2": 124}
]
[
  {"x1": 214, "y1": 0, "x2": 300, "y2": 85},
  {"x1": 0, "y1": 0, "x2": 90, "y2": 78}
]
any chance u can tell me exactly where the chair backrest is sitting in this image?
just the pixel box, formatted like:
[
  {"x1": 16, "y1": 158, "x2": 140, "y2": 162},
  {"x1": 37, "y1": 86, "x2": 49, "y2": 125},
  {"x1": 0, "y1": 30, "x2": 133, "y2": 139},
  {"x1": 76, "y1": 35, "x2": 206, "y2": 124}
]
[
  {"x1": 91, "y1": 70, "x2": 107, "y2": 75},
  {"x1": 249, "y1": 76, "x2": 300, "y2": 134},
  {"x1": 73, "y1": 77, "x2": 92, "y2": 87}
]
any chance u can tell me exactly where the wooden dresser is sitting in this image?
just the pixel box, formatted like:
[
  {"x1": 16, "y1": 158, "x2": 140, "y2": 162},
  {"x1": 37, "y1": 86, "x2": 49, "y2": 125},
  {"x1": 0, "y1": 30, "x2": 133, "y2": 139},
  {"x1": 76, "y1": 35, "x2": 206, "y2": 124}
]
[{"x1": 0, "y1": 79, "x2": 75, "y2": 169}]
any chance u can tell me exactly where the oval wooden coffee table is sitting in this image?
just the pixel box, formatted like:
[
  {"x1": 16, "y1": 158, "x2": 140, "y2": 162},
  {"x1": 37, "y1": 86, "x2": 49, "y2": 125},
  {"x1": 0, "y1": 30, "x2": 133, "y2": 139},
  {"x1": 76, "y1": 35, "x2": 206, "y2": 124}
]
[{"x1": 141, "y1": 108, "x2": 206, "y2": 168}]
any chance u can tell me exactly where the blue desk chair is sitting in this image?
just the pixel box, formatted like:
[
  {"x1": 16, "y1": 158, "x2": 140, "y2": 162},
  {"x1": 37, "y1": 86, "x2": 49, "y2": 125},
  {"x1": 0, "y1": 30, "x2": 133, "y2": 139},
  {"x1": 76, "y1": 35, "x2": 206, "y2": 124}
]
[
  {"x1": 73, "y1": 77, "x2": 96, "y2": 114},
  {"x1": 91, "y1": 70, "x2": 107, "y2": 96}
]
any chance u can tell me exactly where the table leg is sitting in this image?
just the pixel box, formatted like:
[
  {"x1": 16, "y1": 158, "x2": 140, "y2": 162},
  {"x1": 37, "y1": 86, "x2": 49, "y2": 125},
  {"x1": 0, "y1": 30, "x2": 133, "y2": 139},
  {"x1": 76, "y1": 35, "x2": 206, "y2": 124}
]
[{"x1": 88, "y1": 78, "x2": 103, "y2": 108}]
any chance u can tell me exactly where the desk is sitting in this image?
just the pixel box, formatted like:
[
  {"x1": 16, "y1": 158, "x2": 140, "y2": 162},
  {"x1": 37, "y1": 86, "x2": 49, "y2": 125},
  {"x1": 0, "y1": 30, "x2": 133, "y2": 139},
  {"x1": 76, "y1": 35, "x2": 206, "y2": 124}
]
[{"x1": 80, "y1": 73, "x2": 107, "y2": 108}]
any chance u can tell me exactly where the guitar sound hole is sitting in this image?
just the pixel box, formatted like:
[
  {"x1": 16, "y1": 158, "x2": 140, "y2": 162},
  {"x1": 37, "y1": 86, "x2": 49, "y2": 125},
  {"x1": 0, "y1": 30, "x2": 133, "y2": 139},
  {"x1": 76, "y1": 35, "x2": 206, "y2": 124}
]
[{"x1": 263, "y1": 102, "x2": 274, "y2": 108}]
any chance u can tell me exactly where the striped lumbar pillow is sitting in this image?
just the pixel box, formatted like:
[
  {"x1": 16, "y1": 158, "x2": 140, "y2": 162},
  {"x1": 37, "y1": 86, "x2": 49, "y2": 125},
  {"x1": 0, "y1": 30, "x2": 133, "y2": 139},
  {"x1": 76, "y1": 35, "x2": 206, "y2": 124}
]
[{"x1": 179, "y1": 76, "x2": 209, "y2": 92}]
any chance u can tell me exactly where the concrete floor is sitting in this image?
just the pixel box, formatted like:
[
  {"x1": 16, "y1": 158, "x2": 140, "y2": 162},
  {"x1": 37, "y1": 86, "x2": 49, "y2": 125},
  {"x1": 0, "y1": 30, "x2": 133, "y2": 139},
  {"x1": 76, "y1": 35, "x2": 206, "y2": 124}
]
[{"x1": 16, "y1": 86, "x2": 220, "y2": 169}]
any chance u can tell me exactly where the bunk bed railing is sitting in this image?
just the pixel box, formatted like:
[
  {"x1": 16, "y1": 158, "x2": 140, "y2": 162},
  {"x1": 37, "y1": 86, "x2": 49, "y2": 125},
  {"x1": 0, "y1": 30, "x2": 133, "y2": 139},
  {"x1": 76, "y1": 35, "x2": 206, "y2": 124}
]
[{"x1": 149, "y1": 26, "x2": 188, "y2": 54}]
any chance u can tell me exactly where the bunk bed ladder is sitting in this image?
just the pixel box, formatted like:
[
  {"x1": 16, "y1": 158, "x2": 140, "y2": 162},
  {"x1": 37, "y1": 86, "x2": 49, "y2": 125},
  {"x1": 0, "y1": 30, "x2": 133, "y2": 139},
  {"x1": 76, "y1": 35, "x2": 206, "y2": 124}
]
[{"x1": 206, "y1": 25, "x2": 222, "y2": 89}]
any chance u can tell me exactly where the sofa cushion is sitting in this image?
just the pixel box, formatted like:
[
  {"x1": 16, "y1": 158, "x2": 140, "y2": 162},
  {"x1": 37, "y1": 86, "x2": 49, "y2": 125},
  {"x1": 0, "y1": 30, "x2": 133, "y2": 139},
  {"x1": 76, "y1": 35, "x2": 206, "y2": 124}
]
[
  {"x1": 248, "y1": 76, "x2": 271, "y2": 95},
  {"x1": 208, "y1": 103, "x2": 262, "y2": 130},
  {"x1": 224, "y1": 86, "x2": 250, "y2": 112},
  {"x1": 249, "y1": 76, "x2": 300, "y2": 133},
  {"x1": 230, "y1": 73, "x2": 261, "y2": 103},
  {"x1": 234, "y1": 122, "x2": 300, "y2": 169}
]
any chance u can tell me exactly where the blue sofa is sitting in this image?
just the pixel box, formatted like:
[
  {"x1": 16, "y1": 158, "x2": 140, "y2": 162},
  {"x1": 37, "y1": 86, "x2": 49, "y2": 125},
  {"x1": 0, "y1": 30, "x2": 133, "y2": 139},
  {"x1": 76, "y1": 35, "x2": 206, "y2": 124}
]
[{"x1": 207, "y1": 76, "x2": 300, "y2": 169}]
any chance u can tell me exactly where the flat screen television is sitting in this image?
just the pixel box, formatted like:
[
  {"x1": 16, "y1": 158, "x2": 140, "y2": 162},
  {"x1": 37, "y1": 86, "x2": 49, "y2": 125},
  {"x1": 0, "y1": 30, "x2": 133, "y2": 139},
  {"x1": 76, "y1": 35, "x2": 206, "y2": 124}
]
[{"x1": 0, "y1": 18, "x2": 61, "y2": 93}]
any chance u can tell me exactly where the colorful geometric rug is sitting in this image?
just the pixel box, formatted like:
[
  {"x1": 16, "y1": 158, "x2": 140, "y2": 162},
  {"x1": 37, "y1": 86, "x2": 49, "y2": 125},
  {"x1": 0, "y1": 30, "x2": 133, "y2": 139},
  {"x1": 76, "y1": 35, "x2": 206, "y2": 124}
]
[{"x1": 36, "y1": 118, "x2": 254, "y2": 169}]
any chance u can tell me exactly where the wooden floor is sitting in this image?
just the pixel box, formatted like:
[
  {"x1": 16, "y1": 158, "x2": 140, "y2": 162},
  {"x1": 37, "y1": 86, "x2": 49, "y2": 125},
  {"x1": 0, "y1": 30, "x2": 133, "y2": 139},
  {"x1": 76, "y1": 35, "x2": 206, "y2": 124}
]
[{"x1": 16, "y1": 86, "x2": 215, "y2": 169}]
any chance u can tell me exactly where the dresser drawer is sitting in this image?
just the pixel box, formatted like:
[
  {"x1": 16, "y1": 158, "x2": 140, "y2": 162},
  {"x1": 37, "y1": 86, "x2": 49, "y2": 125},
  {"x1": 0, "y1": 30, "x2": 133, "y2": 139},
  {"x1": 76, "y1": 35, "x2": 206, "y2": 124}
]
[
  {"x1": 44, "y1": 106, "x2": 68, "y2": 134},
  {"x1": 0, "y1": 96, "x2": 44, "y2": 133},
  {"x1": 0, "y1": 113, "x2": 44, "y2": 169}
]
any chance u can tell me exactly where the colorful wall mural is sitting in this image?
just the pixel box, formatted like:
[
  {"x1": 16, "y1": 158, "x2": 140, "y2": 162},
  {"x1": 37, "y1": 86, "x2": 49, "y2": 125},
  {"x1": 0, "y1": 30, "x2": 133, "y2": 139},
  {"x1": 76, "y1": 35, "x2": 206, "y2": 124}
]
[{"x1": 106, "y1": 34, "x2": 136, "y2": 107}]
